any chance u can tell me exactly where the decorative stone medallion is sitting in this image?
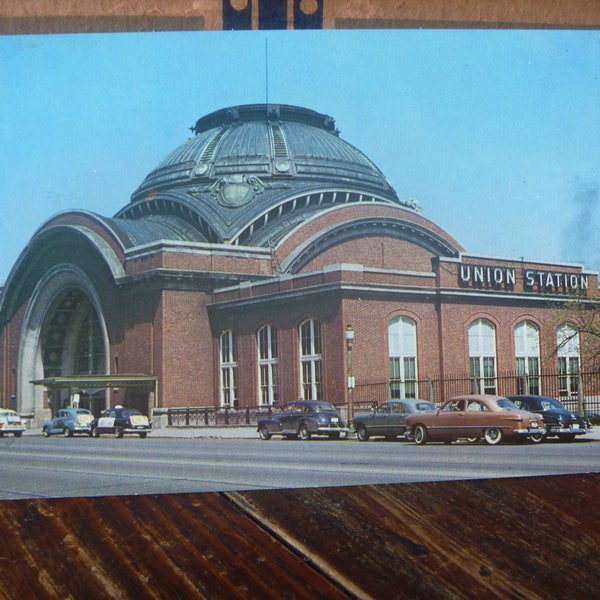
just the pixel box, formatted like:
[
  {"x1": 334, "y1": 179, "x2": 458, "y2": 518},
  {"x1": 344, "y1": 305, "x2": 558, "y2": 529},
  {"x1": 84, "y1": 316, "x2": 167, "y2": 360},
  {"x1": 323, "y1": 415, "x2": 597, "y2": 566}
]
[{"x1": 209, "y1": 174, "x2": 269, "y2": 207}]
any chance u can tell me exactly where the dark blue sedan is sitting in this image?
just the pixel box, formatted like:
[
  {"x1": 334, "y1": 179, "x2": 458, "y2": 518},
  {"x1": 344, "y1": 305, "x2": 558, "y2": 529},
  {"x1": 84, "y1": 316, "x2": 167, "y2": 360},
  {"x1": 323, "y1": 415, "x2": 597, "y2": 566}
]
[{"x1": 508, "y1": 395, "x2": 592, "y2": 442}]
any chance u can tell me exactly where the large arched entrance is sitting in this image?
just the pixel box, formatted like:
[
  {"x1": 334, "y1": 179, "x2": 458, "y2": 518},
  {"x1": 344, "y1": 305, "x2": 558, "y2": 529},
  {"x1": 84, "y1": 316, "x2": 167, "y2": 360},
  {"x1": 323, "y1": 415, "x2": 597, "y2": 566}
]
[
  {"x1": 41, "y1": 288, "x2": 107, "y2": 415},
  {"x1": 18, "y1": 265, "x2": 110, "y2": 422}
]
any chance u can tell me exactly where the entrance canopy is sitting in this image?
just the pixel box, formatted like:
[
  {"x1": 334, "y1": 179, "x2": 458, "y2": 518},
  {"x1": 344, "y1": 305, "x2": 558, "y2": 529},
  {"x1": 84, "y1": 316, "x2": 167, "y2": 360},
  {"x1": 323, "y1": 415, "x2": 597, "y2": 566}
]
[
  {"x1": 31, "y1": 374, "x2": 157, "y2": 389},
  {"x1": 31, "y1": 374, "x2": 158, "y2": 408}
]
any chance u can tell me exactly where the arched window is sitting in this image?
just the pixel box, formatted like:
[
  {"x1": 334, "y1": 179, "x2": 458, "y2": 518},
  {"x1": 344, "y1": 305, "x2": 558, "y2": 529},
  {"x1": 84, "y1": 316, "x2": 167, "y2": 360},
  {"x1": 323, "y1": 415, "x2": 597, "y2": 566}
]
[
  {"x1": 220, "y1": 330, "x2": 238, "y2": 408},
  {"x1": 299, "y1": 319, "x2": 322, "y2": 400},
  {"x1": 74, "y1": 307, "x2": 105, "y2": 375},
  {"x1": 388, "y1": 317, "x2": 418, "y2": 399},
  {"x1": 257, "y1": 325, "x2": 278, "y2": 406},
  {"x1": 557, "y1": 324, "x2": 580, "y2": 397},
  {"x1": 469, "y1": 319, "x2": 497, "y2": 394},
  {"x1": 514, "y1": 321, "x2": 541, "y2": 395}
]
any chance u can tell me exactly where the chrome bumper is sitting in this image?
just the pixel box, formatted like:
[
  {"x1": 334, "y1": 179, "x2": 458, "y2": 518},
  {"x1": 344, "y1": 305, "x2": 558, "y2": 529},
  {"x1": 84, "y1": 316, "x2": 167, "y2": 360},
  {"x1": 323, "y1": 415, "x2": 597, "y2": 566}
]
[
  {"x1": 123, "y1": 427, "x2": 152, "y2": 434},
  {"x1": 513, "y1": 427, "x2": 546, "y2": 436},
  {"x1": 316, "y1": 426, "x2": 350, "y2": 434},
  {"x1": 547, "y1": 426, "x2": 591, "y2": 435}
]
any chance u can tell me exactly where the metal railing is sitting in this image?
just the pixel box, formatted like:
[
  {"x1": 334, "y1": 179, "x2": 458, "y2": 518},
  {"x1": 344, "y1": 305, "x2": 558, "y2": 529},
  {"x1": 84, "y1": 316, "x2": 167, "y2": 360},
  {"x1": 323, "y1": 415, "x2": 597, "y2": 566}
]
[
  {"x1": 353, "y1": 369, "x2": 600, "y2": 416},
  {"x1": 155, "y1": 369, "x2": 600, "y2": 428}
]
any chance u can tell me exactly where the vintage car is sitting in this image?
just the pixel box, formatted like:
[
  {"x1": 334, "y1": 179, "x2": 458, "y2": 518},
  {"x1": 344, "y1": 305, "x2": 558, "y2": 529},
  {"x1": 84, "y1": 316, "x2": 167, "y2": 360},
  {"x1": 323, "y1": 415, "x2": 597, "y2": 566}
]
[
  {"x1": 42, "y1": 407, "x2": 94, "y2": 437},
  {"x1": 91, "y1": 406, "x2": 151, "y2": 438},
  {"x1": 508, "y1": 395, "x2": 592, "y2": 442},
  {"x1": 258, "y1": 400, "x2": 349, "y2": 440},
  {"x1": 405, "y1": 394, "x2": 545, "y2": 445},
  {"x1": 353, "y1": 399, "x2": 436, "y2": 441},
  {"x1": 0, "y1": 409, "x2": 25, "y2": 437}
]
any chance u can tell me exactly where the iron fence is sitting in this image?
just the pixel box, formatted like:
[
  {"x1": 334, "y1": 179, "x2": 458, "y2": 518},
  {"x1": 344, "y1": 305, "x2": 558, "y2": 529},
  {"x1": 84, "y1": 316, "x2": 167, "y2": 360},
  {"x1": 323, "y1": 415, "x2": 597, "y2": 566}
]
[
  {"x1": 353, "y1": 369, "x2": 600, "y2": 416},
  {"x1": 157, "y1": 406, "x2": 276, "y2": 427},
  {"x1": 157, "y1": 369, "x2": 600, "y2": 428}
]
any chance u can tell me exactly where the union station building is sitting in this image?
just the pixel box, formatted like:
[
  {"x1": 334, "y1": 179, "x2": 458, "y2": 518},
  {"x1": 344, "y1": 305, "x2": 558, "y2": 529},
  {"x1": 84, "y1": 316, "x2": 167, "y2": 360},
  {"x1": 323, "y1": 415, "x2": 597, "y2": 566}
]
[{"x1": 0, "y1": 104, "x2": 596, "y2": 425}]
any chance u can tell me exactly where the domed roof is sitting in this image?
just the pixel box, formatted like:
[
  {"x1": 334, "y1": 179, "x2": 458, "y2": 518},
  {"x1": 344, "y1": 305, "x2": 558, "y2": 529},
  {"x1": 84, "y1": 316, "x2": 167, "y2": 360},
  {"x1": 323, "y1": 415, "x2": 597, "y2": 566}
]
[{"x1": 114, "y1": 104, "x2": 405, "y2": 247}]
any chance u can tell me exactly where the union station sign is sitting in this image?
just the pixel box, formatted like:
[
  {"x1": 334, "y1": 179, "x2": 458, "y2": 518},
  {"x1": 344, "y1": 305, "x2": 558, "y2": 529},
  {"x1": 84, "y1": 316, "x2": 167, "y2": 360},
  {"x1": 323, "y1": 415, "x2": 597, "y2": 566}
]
[{"x1": 459, "y1": 264, "x2": 589, "y2": 294}]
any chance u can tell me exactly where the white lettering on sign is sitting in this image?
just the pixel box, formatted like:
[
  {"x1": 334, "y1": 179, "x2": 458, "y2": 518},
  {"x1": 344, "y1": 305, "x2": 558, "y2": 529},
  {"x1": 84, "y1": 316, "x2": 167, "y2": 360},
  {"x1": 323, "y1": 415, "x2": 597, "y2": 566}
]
[
  {"x1": 523, "y1": 269, "x2": 588, "y2": 293},
  {"x1": 459, "y1": 265, "x2": 516, "y2": 290},
  {"x1": 459, "y1": 264, "x2": 588, "y2": 294}
]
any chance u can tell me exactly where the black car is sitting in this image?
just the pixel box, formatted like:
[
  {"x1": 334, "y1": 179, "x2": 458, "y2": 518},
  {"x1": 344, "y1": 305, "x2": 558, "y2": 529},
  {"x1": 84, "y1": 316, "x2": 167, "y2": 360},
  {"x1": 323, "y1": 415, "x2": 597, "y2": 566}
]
[
  {"x1": 508, "y1": 395, "x2": 592, "y2": 442},
  {"x1": 257, "y1": 400, "x2": 349, "y2": 440},
  {"x1": 353, "y1": 399, "x2": 436, "y2": 441},
  {"x1": 91, "y1": 405, "x2": 152, "y2": 438}
]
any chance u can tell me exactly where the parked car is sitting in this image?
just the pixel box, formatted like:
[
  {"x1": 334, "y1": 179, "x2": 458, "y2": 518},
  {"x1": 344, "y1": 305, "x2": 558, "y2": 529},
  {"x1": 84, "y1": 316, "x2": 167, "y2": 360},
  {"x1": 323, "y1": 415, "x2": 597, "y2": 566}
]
[
  {"x1": 405, "y1": 394, "x2": 545, "y2": 445},
  {"x1": 42, "y1": 407, "x2": 94, "y2": 437},
  {"x1": 91, "y1": 406, "x2": 151, "y2": 438},
  {"x1": 0, "y1": 409, "x2": 25, "y2": 437},
  {"x1": 353, "y1": 399, "x2": 436, "y2": 441},
  {"x1": 258, "y1": 400, "x2": 349, "y2": 440},
  {"x1": 508, "y1": 395, "x2": 592, "y2": 442}
]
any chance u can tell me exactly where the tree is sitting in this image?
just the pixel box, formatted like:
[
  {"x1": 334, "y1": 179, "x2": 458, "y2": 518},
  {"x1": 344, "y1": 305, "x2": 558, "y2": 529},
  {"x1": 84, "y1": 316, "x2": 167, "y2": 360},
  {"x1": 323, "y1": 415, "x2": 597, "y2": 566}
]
[{"x1": 551, "y1": 292, "x2": 600, "y2": 369}]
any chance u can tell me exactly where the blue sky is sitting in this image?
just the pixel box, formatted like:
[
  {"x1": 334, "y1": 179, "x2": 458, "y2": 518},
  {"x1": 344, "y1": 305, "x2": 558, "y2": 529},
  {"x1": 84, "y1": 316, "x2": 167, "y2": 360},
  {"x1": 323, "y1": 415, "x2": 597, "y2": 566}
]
[{"x1": 1, "y1": 29, "x2": 599, "y2": 284}]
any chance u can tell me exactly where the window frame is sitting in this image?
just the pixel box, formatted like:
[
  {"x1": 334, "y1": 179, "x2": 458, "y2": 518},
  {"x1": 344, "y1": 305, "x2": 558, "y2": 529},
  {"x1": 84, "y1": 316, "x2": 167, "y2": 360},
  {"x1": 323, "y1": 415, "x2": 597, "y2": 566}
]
[
  {"x1": 557, "y1": 323, "x2": 580, "y2": 398},
  {"x1": 388, "y1": 316, "x2": 418, "y2": 399},
  {"x1": 220, "y1": 329, "x2": 238, "y2": 408},
  {"x1": 299, "y1": 319, "x2": 323, "y2": 401},
  {"x1": 257, "y1": 324, "x2": 278, "y2": 406},
  {"x1": 514, "y1": 320, "x2": 541, "y2": 395},
  {"x1": 468, "y1": 318, "x2": 497, "y2": 395}
]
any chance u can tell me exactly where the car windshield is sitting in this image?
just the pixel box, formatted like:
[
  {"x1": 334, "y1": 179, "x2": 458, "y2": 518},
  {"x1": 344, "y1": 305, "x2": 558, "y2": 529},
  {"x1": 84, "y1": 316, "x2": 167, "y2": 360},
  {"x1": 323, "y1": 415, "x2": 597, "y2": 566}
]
[
  {"x1": 313, "y1": 402, "x2": 335, "y2": 412},
  {"x1": 540, "y1": 397, "x2": 564, "y2": 410},
  {"x1": 496, "y1": 398, "x2": 517, "y2": 409},
  {"x1": 119, "y1": 409, "x2": 142, "y2": 417}
]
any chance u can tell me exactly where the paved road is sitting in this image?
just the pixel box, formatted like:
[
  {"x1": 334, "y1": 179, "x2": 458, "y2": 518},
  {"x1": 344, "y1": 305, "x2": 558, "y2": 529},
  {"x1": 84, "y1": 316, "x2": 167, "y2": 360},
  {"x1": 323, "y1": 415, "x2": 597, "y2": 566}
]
[{"x1": 1, "y1": 434, "x2": 598, "y2": 500}]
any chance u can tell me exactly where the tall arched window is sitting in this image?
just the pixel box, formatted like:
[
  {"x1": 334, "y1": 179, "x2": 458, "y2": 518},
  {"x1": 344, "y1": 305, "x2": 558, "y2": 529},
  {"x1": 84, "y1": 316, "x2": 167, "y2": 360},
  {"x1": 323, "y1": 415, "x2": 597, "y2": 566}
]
[
  {"x1": 257, "y1": 325, "x2": 278, "y2": 406},
  {"x1": 388, "y1": 317, "x2": 418, "y2": 399},
  {"x1": 469, "y1": 319, "x2": 497, "y2": 394},
  {"x1": 220, "y1": 330, "x2": 238, "y2": 408},
  {"x1": 557, "y1": 324, "x2": 580, "y2": 397},
  {"x1": 299, "y1": 319, "x2": 322, "y2": 400},
  {"x1": 514, "y1": 321, "x2": 541, "y2": 395}
]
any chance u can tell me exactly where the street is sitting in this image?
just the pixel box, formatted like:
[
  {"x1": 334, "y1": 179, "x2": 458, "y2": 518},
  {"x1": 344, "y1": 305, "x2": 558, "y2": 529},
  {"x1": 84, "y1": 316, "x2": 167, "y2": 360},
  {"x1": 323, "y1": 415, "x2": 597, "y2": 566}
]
[{"x1": 1, "y1": 435, "x2": 599, "y2": 500}]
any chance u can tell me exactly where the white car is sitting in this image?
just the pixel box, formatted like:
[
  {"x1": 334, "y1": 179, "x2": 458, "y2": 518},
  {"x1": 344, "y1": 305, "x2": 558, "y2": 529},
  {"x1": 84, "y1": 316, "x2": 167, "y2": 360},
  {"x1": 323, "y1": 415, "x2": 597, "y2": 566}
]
[{"x1": 0, "y1": 409, "x2": 25, "y2": 437}]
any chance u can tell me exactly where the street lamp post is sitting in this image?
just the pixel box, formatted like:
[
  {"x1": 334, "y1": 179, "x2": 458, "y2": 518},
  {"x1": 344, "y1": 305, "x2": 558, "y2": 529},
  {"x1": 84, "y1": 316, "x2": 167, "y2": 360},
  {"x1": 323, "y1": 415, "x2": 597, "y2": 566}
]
[{"x1": 345, "y1": 324, "x2": 355, "y2": 426}]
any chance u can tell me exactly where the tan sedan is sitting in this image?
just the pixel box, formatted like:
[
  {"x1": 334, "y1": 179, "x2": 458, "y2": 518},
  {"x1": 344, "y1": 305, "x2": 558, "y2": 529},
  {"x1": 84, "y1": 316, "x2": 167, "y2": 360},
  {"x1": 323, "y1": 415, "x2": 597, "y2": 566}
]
[{"x1": 405, "y1": 394, "x2": 545, "y2": 445}]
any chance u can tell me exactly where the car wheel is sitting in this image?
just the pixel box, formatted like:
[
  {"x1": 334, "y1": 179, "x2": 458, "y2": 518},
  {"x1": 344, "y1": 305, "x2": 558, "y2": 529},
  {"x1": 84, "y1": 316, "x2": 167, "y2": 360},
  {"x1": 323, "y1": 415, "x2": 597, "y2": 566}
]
[
  {"x1": 484, "y1": 427, "x2": 503, "y2": 445},
  {"x1": 91, "y1": 427, "x2": 100, "y2": 438},
  {"x1": 114, "y1": 427, "x2": 124, "y2": 439},
  {"x1": 14, "y1": 431, "x2": 23, "y2": 438},
  {"x1": 529, "y1": 433, "x2": 544, "y2": 444},
  {"x1": 356, "y1": 425, "x2": 369, "y2": 442},
  {"x1": 259, "y1": 425, "x2": 272, "y2": 440},
  {"x1": 466, "y1": 436, "x2": 480, "y2": 443},
  {"x1": 413, "y1": 424, "x2": 428, "y2": 445},
  {"x1": 139, "y1": 432, "x2": 147, "y2": 439},
  {"x1": 63, "y1": 427, "x2": 73, "y2": 438},
  {"x1": 42, "y1": 427, "x2": 50, "y2": 438},
  {"x1": 558, "y1": 434, "x2": 576, "y2": 443},
  {"x1": 298, "y1": 423, "x2": 311, "y2": 440}
]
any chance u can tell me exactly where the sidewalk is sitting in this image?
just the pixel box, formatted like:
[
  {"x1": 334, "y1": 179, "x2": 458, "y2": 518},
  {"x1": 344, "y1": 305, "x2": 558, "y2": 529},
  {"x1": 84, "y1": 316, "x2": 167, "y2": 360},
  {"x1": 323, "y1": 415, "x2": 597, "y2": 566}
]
[
  {"x1": 23, "y1": 426, "x2": 259, "y2": 439},
  {"x1": 23, "y1": 425, "x2": 600, "y2": 440}
]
